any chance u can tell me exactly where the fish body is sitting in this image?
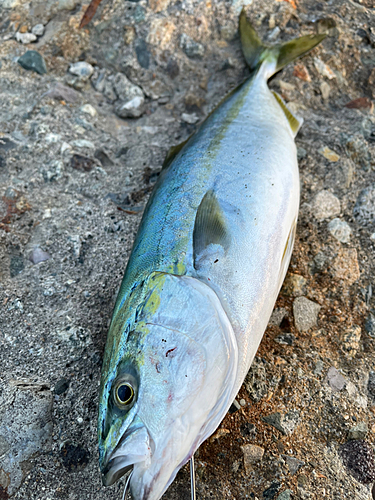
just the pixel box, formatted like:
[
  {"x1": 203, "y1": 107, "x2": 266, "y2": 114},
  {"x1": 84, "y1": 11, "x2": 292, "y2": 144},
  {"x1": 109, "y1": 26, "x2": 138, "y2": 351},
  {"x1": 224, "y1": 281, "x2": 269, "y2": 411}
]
[{"x1": 98, "y1": 12, "x2": 325, "y2": 500}]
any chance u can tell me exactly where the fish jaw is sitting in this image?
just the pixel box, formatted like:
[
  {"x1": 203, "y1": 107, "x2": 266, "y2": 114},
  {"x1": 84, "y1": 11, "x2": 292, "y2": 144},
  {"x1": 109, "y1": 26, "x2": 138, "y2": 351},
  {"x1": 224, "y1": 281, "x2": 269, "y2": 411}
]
[{"x1": 100, "y1": 415, "x2": 151, "y2": 486}]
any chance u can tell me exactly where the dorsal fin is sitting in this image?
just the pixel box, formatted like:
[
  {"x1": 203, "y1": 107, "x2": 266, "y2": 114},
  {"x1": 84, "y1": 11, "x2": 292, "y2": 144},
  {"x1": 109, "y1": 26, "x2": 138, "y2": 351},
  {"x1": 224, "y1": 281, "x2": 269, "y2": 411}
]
[
  {"x1": 162, "y1": 137, "x2": 191, "y2": 171},
  {"x1": 193, "y1": 191, "x2": 230, "y2": 265},
  {"x1": 272, "y1": 91, "x2": 303, "y2": 137}
]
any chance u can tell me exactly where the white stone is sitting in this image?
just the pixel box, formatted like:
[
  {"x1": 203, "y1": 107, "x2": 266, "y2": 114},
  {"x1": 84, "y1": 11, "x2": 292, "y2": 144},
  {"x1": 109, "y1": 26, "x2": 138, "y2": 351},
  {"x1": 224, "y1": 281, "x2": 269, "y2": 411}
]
[
  {"x1": 181, "y1": 112, "x2": 199, "y2": 124},
  {"x1": 72, "y1": 139, "x2": 95, "y2": 149},
  {"x1": 60, "y1": 142, "x2": 72, "y2": 155},
  {"x1": 312, "y1": 190, "x2": 340, "y2": 221},
  {"x1": 16, "y1": 32, "x2": 37, "y2": 44},
  {"x1": 32, "y1": 24, "x2": 45, "y2": 36},
  {"x1": 320, "y1": 81, "x2": 330, "y2": 100},
  {"x1": 115, "y1": 95, "x2": 145, "y2": 118},
  {"x1": 45, "y1": 133, "x2": 61, "y2": 144},
  {"x1": 69, "y1": 61, "x2": 94, "y2": 81},
  {"x1": 327, "y1": 218, "x2": 352, "y2": 243},
  {"x1": 314, "y1": 57, "x2": 336, "y2": 79},
  {"x1": 80, "y1": 104, "x2": 97, "y2": 117},
  {"x1": 293, "y1": 296, "x2": 321, "y2": 332}
]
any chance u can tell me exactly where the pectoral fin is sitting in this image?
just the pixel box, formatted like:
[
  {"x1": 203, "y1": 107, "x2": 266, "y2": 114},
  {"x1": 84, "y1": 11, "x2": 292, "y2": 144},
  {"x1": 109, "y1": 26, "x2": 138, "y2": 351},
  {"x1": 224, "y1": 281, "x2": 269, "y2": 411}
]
[{"x1": 193, "y1": 191, "x2": 230, "y2": 265}]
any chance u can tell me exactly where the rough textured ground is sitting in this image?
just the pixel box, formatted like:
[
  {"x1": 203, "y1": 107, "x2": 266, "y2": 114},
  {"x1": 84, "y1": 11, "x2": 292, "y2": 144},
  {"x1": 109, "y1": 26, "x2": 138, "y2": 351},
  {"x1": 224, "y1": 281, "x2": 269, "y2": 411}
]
[{"x1": 0, "y1": 0, "x2": 375, "y2": 499}]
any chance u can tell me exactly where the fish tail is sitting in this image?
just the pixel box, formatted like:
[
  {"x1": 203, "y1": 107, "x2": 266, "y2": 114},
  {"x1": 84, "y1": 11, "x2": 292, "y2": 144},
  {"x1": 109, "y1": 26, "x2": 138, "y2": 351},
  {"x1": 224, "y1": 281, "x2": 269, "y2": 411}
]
[{"x1": 239, "y1": 9, "x2": 326, "y2": 79}]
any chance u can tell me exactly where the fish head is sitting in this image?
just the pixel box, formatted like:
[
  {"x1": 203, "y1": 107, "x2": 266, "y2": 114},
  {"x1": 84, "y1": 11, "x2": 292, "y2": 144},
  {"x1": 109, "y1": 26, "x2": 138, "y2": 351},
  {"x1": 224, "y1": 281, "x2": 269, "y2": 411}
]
[{"x1": 98, "y1": 272, "x2": 238, "y2": 500}]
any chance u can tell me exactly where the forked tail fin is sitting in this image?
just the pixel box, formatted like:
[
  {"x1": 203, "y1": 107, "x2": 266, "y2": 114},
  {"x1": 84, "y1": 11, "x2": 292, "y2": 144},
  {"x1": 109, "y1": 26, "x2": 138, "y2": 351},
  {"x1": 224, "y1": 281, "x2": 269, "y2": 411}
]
[{"x1": 239, "y1": 9, "x2": 326, "y2": 79}]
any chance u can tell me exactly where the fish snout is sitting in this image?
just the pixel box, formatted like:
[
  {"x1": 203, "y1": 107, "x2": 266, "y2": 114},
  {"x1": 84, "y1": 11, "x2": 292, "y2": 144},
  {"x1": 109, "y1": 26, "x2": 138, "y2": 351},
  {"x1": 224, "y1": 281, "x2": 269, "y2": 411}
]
[{"x1": 100, "y1": 420, "x2": 151, "y2": 487}]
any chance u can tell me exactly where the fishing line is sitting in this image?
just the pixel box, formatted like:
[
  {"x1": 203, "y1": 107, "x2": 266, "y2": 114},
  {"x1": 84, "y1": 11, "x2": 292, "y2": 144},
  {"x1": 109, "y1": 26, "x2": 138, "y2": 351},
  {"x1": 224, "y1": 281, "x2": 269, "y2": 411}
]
[
  {"x1": 121, "y1": 469, "x2": 133, "y2": 500},
  {"x1": 190, "y1": 455, "x2": 196, "y2": 500}
]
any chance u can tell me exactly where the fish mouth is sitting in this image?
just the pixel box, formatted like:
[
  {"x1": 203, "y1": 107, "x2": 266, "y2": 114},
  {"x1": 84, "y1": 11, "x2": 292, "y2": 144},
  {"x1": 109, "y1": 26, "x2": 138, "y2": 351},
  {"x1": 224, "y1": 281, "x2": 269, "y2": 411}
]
[
  {"x1": 101, "y1": 418, "x2": 151, "y2": 487},
  {"x1": 102, "y1": 459, "x2": 133, "y2": 486}
]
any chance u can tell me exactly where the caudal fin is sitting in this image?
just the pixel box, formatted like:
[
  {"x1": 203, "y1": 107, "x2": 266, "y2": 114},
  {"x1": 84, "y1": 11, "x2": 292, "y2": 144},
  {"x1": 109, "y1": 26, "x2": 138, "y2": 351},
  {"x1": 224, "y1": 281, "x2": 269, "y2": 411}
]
[{"x1": 239, "y1": 9, "x2": 326, "y2": 78}]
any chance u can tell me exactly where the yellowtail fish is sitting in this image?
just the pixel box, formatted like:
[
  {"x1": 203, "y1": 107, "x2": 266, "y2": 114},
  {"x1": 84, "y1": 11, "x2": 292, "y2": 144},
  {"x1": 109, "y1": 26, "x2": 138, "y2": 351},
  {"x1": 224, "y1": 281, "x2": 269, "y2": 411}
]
[{"x1": 98, "y1": 11, "x2": 325, "y2": 500}]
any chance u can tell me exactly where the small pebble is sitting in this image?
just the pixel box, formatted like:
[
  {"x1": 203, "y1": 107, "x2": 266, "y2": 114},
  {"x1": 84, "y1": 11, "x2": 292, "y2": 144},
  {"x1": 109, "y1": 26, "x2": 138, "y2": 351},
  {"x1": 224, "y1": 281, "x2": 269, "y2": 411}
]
[
  {"x1": 320, "y1": 81, "x2": 331, "y2": 100},
  {"x1": 314, "y1": 360, "x2": 324, "y2": 375},
  {"x1": 115, "y1": 96, "x2": 145, "y2": 119},
  {"x1": 327, "y1": 218, "x2": 352, "y2": 243},
  {"x1": 72, "y1": 139, "x2": 96, "y2": 150},
  {"x1": 182, "y1": 113, "x2": 199, "y2": 124},
  {"x1": 32, "y1": 24, "x2": 45, "y2": 36},
  {"x1": 353, "y1": 184, "x2": 375, "y2": 227},
  {"x1": 341, "y1": 326, "x2": 361, "y2": 358},
  {"x1": 314, "y1": 57, "x2": 336, "y2": 79},
  {"x1": 239, "y1": 398, "x2": 246, "y2": 407},
  {"x1": 244, "y1": 358, "x2": 268, "y2": 402},
  {"x1": 348, "y1": 422, "x2": 368, "y2": 440},
  {"x1": 326, "y1": 366, "x2": 346, "y2": 392},
  {"x1": 293, "y1": 297, "x2": 321, "y2": 332},
  {"x1": 263, "y1": 482, "x2": 281, "y2": 499},
  {"x1": 268, "y1": 307, "x2": 287, "y2": 326},
  {"x1": 29, "y1": 247, "x2": 51, "y2": 265},
  {"x1": 135, "y1": 39, "x2": 151, "y2": 69},
  {"x1": 57, "y1": 0, "x2": 79, "y2": 10},
  {"x1": 262, "y1": 410, "x2": 300, "y2": 436},
  {"x1": 282, "y1": 455, "x2": 305, "y2": 475},
  {"x1": 69, "y1": 62, "x2": 94, "y2": 82},
  {"x1": 241, "y1": 444, "x2": 264, "y2": 473},
  {"x1": 319, "y1": 146, "x2": 340, "y2": 162},
  {"x1": 312, "y1": 190, "x2": 340, "y2": 220},
  {"x1": 297, "y1": 147, "x2": 307, "y2": 160},
  {"x1": 282, "y1": 273, "x2": 307, "y2": 297},
  {"x1": 18, "y1": 50, "x2": 47, "y2": 75},
  {"x1": 80, "y1": 104, "x2": 97, "y2": 117},
  {"x1": 365, "y1": 313, "x2": 375, "y2": 338},
  {"x1": 113, "y1": 73, "x2": 144, "y2": 101},
  {"x1": 45, "y1": 82, "x2": 79, "y2": 103},
  {"x1": 276, "y1": 491, "x2": 292, "y2": 500},
  {"x1": 77, "y1": 417, "x2": 83, "y2": 424},
  {"x1": 332, "y1": 247, "x2": 360, "y2": 285},
  {"x1": 180, "y1": 33, "x2": 205, "y2": 58},
  {"x1": 274, "y1": 333, "x2": 294, "y2": 346},
  {"x1": 367, "y1": 372, "x2": 375, "y2": 402},
  {"x1": 16, "y1": 32, "x2": 37, "y2": 44}
]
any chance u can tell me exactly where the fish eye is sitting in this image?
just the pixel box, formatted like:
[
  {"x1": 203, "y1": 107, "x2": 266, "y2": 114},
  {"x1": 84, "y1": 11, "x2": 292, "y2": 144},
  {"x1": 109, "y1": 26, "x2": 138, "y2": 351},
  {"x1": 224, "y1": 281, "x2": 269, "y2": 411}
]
[{"x1": 114, "y1": 382, "x2": 134, "y2": 408}]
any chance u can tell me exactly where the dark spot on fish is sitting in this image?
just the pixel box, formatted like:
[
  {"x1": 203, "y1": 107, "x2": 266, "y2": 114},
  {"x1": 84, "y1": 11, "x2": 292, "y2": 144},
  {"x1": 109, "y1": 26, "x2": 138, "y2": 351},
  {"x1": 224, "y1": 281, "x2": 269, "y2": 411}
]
[{"x1": 166, "y1": 347, "x2": 177, "y2": 358}]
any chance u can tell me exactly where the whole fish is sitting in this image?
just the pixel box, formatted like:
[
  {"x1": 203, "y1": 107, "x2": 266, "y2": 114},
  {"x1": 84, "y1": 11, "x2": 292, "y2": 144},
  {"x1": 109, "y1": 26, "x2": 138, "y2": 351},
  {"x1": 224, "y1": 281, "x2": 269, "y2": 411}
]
[{"x1": 98, "y1": 11, "x2": 325, "y2": 500}]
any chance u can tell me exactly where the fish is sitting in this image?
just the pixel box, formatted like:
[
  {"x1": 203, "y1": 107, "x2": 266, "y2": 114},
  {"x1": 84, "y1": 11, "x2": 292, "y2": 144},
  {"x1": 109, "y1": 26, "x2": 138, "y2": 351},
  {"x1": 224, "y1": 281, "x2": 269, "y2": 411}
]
[{"x1": 98, "y1": 11, "x2": 326, "y2": 500}]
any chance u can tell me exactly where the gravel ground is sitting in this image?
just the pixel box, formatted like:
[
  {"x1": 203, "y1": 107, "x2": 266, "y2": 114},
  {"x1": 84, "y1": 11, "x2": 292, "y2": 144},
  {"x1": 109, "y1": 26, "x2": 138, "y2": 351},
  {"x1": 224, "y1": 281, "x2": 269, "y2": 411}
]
[{"x1": 0, "y1": 0, "x2": 375, "y2": 499}]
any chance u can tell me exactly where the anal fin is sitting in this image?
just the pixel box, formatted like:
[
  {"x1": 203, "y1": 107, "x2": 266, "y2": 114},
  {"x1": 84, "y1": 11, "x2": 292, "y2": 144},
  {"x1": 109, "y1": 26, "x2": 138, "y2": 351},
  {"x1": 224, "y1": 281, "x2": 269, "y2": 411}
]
[{"x1": 272, "y1": 91, "x2": 303, "y2": 137}]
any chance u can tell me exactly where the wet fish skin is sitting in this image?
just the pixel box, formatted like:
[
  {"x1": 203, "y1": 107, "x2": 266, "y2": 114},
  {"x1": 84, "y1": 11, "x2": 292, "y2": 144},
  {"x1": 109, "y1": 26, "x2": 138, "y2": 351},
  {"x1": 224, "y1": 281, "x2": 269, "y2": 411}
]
[{"x1": 98, "y1": 11, "x2": 326, "y2": 500}]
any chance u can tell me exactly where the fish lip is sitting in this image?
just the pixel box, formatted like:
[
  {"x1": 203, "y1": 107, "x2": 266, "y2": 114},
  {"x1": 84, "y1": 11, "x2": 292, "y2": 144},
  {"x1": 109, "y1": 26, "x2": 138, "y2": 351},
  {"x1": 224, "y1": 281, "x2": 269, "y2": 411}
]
[
  {"x1": 102, "y1": 460, "x2": 133, "y2": 486},
  {"x1": 100, "y1": 417, "x2": 151, "y2": 488}
]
